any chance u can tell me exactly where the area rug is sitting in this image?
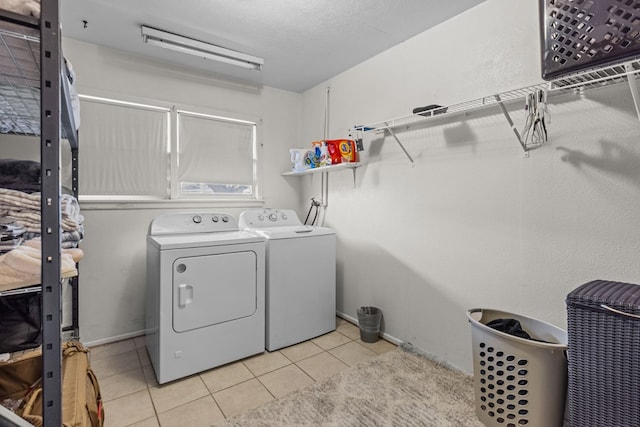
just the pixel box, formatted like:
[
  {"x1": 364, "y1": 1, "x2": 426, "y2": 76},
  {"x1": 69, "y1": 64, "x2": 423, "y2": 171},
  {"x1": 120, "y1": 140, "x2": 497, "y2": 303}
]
[{"x1": 219, "y1": 343, "x2": 483, "y2": 426}]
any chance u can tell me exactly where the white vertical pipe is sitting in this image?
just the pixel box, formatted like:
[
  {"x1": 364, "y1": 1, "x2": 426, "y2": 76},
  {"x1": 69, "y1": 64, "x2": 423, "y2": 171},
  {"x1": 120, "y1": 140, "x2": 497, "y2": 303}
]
[{"x1": 320, "y1": 86, "x2": 330, "y2": 209}]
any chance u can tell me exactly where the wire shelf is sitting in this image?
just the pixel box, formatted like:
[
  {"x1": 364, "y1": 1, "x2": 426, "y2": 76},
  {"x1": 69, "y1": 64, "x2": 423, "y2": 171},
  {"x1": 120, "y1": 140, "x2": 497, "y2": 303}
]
[
  {"x1": 549, "y1": 59, "x2": 640, "y2": 93},
  {"x1": 0, "y1": 23, "x2": 41, "y2": 136},
  {"x1": 0, "y1": 17, "x2": 78, "y2": 147},
  {"x1": 353, "y1": 58, "x2": 640, "y2": 135}
]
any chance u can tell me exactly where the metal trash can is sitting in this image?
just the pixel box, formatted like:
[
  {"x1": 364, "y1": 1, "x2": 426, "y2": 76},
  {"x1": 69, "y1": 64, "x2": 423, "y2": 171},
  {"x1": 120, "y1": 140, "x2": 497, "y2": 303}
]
[
  {"x1": 357, "y1": 306, "x2": 382, "y2": 343},
  {"x1": 466, "y1": 308, "x2": 568, "y2": 427}
]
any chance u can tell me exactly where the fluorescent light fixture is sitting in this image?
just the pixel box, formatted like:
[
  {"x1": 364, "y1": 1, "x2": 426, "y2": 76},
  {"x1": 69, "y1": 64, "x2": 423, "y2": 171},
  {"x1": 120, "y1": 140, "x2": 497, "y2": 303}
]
[{"x1": 141, "y1": 26, "x2": 263, "y2": 71}]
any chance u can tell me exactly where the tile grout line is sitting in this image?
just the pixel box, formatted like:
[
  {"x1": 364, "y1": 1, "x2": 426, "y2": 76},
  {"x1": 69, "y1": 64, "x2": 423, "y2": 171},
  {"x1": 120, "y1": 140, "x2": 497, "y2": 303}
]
[
  {"x1": 143, "y1": 366, "x2": 161, "y2": 426},
  {"x1": 194, "y1": 372, "x2": 228, "y2": 421},
  {"x1": 93, "y1": 368, "x2": 141, "y2": 382},
  {"x1": 198, "y1": 374, "x2": 226, "y2": 417},
  {"x1": 254, "y1": 375, "x2": 278, "y2": 402},
  {"x1": 257, "y1": 361, "x2": 317, "y2": 387},
  {"x1": 135, "y1": 346, "x2": 161, "y2": 426}
]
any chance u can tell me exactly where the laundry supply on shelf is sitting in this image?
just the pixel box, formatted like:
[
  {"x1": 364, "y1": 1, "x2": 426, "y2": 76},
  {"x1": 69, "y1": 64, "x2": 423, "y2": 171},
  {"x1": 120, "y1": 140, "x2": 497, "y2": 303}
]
[
  {"x1": 290, "y1": 148, "x2": 313, "y2": 172},
  {"x1": 289, "y1": 139, "x2": 358, "y2": 170},
  {"x1": 311, "y1": 141, "x2": 329, "y2": 167}
]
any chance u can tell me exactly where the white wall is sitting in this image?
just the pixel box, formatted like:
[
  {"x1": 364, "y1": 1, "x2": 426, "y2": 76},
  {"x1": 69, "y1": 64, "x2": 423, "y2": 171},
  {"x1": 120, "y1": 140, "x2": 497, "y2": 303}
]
[
  {"x1": 56, "y1": 38, "x2": 303, "y2": 344},
  {"x1": 300, "y1": 0, "x2": 640, "y2": 373}
]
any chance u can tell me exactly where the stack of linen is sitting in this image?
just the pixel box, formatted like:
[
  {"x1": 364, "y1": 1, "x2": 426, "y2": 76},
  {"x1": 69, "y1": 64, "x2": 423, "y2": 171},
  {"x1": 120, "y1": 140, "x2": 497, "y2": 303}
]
[
  {"x1": 0, "y1": 222, "x2": 26, "y2": 254},
  {"x1": 0, "y1": 188, "x2": 84, "y2": 247}
]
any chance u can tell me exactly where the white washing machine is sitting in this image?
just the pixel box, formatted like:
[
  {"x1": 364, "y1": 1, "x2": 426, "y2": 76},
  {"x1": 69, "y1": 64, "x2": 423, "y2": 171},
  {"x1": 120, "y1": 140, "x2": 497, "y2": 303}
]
[
  {"x1": 146, "y1": 212, "x2": 265, "y2": 384},
  {"x1": 239, "y1": 209, "x2": 336, "y2": 351}
]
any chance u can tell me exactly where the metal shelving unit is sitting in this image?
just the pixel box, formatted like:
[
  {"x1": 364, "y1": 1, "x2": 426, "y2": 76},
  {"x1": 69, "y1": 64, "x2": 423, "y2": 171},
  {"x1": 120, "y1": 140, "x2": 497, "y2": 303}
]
[
  {"x1": 0, "y1": 1, "x2": 79, "y2": 424},
  {"x1": 39, "y1": 2, "x2": 63, "y2": 423},
  {"x1": 352, "y1": 58, "x2": 640, "y2": 162}
]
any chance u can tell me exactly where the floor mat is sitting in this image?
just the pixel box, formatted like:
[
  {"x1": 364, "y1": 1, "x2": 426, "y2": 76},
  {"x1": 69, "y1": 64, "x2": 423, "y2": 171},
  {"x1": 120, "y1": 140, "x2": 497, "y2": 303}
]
[{"x1": 218, "y1": 343, "x2": 482, "y2": 426}]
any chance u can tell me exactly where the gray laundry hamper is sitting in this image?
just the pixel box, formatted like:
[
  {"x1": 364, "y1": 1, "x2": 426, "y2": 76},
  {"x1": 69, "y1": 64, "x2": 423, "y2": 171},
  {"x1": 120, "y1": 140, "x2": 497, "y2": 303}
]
[
  {"x1": 466, "y1": 308, "x2": 568, "y2": 427},
  {"x1": 565, "y1": 280, "x2": 640, "y2": 427}
]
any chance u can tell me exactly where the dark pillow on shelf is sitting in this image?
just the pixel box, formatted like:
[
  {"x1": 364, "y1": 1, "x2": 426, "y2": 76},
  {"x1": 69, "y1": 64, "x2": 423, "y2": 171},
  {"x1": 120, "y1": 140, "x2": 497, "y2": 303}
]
[
  {"x1": 0, "y1": 159, "x2": 40, "y2": 182},
  {"x1": 0, "y1": 159, "x2": 41, "y2": 192}
]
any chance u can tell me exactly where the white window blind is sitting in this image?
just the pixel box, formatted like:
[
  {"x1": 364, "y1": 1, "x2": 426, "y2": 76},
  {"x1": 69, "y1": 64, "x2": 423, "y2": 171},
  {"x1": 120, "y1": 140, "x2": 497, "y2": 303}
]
[
  {"x1": 78, "y1": 97, "x2": 169, "y2": 197},
  {"x1": 77, "y1": 95, "x2": 259, "y2": 200},
  {"x1": 177, "y1": 111, "x2": 256, "y2": 196}
]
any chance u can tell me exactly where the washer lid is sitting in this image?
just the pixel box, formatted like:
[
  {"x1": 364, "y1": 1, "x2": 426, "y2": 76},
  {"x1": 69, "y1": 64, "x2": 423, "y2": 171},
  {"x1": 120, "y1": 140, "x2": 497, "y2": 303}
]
[
  {"x1": 148, "y1": 230, "x2": 264, "y2": 250},
  {"x1": 246, "y1": 225, "x2": 335, "y2": 240}
]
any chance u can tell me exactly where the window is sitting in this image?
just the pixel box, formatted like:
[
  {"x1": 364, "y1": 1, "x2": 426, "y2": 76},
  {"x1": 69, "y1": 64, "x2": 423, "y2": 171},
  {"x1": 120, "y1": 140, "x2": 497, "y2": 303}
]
[
  {"x1": 78, "y1": 95, "x2": 259, "y2": 200},
  {"x1": 78, "y1": 96, "x2": 169, "y2": 198},
  {"x1": 176, "y1": 110, "x2": 256, "y2": 197}
]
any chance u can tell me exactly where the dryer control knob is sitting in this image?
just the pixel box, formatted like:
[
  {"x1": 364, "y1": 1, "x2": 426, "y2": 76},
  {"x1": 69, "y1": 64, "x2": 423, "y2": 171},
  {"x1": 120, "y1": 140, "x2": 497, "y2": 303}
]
[
  {"x1": 258, "y1": 214, "x2": 264, "y2": 221},
  {"x1": 212, "y1": 216, "x2": 219, "y2": 222},
  {"x1": 268, "y1": 213, "x2": 278, "y2": 221},
  {"x1": 222, "y1": 216, "x2": 229, "y2": 222},
  {"x1": 192, "y1": 215, "x2": 202, "y2": 224},
  {"x1": 281, "y1": 213, "x2": 287, "y2": 220}
]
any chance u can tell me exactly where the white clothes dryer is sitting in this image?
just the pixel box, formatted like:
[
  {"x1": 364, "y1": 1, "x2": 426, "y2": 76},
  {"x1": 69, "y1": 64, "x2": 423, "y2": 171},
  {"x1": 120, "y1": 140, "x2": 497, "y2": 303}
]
[
  {"x1": 146, "y1": 212, "x2": 265, "y2": 384},
  {"x1": 239, "y1": 209, "x2": 336, "y2": 351}
]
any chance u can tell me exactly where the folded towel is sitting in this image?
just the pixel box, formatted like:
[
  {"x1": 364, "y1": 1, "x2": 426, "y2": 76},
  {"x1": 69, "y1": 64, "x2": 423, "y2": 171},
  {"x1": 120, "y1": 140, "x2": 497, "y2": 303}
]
[
  {"x1": 0, "y1": 189, "x2": 83, "y2": 233},
  {"x1": 22, "y1": 238, "x2": 83, "y2": 263},
  {"x1": 0, "y1": 190, "x2": 84, "y2": 229},
  {"x1": 0, "y1": 243, "x2": 83, "y2": 292},
  {"x1": 4, "y1": 210, "x2": 81, "y2": 233}
]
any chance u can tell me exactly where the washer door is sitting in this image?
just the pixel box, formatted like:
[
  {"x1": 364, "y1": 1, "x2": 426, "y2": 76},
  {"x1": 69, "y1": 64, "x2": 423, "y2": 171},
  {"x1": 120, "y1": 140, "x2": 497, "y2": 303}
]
[{"x1": 172, "y1": 251, "x2": 257, "y2": 333}]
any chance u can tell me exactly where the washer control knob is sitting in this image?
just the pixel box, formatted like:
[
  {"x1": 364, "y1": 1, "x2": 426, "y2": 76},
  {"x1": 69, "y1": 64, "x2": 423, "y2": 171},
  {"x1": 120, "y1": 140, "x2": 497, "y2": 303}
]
[
  {"x1": 257, "y1": 214, "x2": 264, "y2": 221},
  {"x1": 281, "y1": 213, "x2": 287, "y2": 220},
  {"x1": 268, "y1": 213, "x2": 278, "y2": 221},
  {"x1": 212, "y1": 216, "x2": 219, "y2": 222},
  {"x1": 222, "y1": 216, "x2": 229, "y2": 223},
  {"x1": 192, "y1": 215, "x2": 202, "y2": 224}
]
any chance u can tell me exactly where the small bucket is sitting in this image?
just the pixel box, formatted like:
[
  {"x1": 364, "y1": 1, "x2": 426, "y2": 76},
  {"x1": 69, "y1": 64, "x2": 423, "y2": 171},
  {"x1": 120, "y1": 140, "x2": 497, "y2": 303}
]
[{"x1": 357, "y1": 306, "x2": 382, "y2": 343}]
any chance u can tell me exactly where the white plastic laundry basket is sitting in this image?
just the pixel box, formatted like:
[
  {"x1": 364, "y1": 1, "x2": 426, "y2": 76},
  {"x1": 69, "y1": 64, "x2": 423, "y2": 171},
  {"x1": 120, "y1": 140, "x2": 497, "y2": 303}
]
[{"x1": 466, "y1": 308, "x2": 567, "y2": 427}]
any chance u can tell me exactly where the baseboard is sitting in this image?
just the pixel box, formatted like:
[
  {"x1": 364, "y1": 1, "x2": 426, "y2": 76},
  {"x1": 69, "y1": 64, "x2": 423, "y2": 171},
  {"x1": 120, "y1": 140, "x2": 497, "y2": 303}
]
[
  {"x1": 336, "y1": 310, "x2": 403, "y2": 346},
  {"x1": 83, "y1": 315, "x2": 403, "y2": 349},
  {"x1": 82, "y1": 330, "x2": 146, "y2": 348}
]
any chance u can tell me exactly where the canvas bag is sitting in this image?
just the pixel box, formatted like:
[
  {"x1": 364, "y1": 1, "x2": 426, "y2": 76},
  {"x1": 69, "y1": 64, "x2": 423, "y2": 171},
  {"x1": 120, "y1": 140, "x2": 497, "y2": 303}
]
[{"x1": 0, "y1": 341, "x2": 104, "y2": 427}]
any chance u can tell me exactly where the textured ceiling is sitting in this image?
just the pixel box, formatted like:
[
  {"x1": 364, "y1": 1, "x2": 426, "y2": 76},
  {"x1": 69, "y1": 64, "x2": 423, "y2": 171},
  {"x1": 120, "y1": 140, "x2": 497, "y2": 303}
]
[{"x1": 60, "y1": 0, "x2": 486, "y2": 93}]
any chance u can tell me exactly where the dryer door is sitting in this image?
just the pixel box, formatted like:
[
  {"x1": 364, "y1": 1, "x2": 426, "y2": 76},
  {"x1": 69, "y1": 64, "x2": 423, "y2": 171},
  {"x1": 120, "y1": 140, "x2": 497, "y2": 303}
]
[{"x1": 172, "y1": 251, "x2": 257, "y2": 333}]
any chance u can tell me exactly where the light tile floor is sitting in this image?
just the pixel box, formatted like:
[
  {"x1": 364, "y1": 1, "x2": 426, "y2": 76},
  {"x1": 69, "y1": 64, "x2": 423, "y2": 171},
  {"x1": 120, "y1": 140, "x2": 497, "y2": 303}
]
[{"x1": 92, "y1": 318, "x2": 396, "y2": 427}]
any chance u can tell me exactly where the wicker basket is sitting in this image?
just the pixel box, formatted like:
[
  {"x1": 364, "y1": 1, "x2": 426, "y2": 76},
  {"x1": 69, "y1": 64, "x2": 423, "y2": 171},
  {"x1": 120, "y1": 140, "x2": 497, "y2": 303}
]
[
  {"x1": 566, "y1": 280, "x2": 640, "y2": 427},
  {"x1": 467, "y1": 308, "x2": 567, "y2": 427}
]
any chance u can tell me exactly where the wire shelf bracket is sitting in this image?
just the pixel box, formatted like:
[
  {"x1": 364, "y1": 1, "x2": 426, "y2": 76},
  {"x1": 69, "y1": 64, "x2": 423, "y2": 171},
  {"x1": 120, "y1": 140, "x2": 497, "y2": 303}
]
[
  {"x1": 385, "y1": 122, "x2": 415, "y2": 165},
  {"x1": 494, "y1": 94, "x2": 530, "y2": 157},
  {"x1": 625, "y1": 63, "x2": 640, "y2": 122}
]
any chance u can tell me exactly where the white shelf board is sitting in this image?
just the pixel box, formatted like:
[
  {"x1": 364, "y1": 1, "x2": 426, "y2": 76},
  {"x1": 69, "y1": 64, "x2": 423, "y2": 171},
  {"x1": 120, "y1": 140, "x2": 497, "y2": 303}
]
[{"x1": 282, "y1": 162, "x2": 361, "y2": 176}]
